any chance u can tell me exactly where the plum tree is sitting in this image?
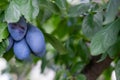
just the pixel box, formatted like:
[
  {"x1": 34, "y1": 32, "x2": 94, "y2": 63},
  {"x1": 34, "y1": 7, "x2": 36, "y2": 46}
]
[
  {"x1": 6, "y1": 36, "x2": 14, "y2": 51},
  {"x1": 26, "y1": 23, "x2": 46, "y2": 57},
  {"x1": 13, "y1": 39, "x2": 31, "y2": 60},
  {"x1": 2, "y1": 0, "x2": 120, "y2": 80},
  {"x1": 8, "y1": 17, "x2": 27, "y2": 41}
]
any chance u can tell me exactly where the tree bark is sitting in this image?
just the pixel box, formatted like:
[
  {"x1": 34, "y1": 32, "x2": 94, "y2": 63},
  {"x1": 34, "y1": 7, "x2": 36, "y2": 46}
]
[{"x1": 82, "y1": 55, "x2": 112, "y2": 80}]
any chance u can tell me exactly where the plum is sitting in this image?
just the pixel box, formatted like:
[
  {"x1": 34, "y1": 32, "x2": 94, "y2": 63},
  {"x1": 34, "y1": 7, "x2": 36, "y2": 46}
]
[
  {"x1": 8, "y1": 17, "x2": 27, "y2": 41},
  {"x1": 13, "y1": 39, "x2": 31, "y2": 60},
  {"x1": 26, "y1": 23, "x2": 46, "y2": 57},
  {"x1": 6, "y1": 36, "x2": 14, "y2": 51}
]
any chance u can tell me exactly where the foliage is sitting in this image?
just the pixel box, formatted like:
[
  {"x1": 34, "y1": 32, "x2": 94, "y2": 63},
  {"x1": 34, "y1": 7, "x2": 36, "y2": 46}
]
[{"x1": 0, "y1": 0, "x2": 120, "y2": 80}]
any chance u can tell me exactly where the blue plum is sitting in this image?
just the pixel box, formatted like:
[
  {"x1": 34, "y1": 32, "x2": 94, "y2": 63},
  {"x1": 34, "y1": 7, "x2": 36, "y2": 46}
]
[
  {"x1": 6, "y1": 36, "x2": 14, "y2": 51},
  {"x1": 26, "y1": 23, "x2": 46, "y2": 57},
  {"x1": 8, "y1": 17, "x2": 27, "y2": 41},
  {"x1": 13, "y1": 39, "x2": 31, "y2": 60}
]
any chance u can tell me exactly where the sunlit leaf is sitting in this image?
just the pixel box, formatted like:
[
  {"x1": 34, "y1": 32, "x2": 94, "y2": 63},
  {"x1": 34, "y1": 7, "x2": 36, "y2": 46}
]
[
  {"x1": 0, "y1": 39, "x2": 8, "y2": 57},
  {"x1": 44, "y1": 33, "x2": 67, "y2": 54},
  {"x1": 0, "y1": 22, "x2": 9, "y2": 42}
]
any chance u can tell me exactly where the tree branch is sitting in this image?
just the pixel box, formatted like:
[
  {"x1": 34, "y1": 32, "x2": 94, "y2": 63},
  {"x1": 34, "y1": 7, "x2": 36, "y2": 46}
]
[{"x1": 82, "y1": 55, "x2": 112, "y2": 80}]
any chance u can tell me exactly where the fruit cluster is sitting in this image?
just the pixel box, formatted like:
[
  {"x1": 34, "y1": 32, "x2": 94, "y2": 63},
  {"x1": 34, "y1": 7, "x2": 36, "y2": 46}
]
[{"x1": 6, "y1": 17, "x2": 46, "y2": 60}]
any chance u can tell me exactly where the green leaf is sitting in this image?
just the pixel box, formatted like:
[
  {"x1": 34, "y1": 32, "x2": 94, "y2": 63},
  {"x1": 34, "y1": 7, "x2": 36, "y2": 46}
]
[
  {"x1": 0, "y1": 11, "x2": 5, "y2": 22},
  {"x1": 70, "y1": 62, "x2": 85, "y2": 74},
  {"x1": 77, "y1": 40, "x2": 90, "y2": 63},
  {"x1": 103, "y1": 0, "x2": 120, "y2": 25},
  {"x1": 68, "y1": 3, "x2": 90, "y2": 17},
  {"x1": 115, "y1": 59, "x2": 120, "y2": 80},
  {"x1": 0, "y1": 23, "x2": 9, "y2": 42},
  {"x1": 39, "y1": 0, "x2": 60, "y2": 15},
  {"x1": 44, "y1": 33, "x2": 67, "y2": 54},
  {"x1": 0, "y1": 0, "x2": 9, "y2": 10},
  {"x1": 0, "y1": 0, "x2": 8, "y2": 6},
  {"x1": 54, "y1": 0, "x2": 67, "y2": 16},
  {"x1": 97, "y1": 53, "x2": 107, "y2": 62},
  {"x1": 82, "y1": 12, "x2": 103, "y2": 40},
  {"x1": 76, "y1": 74, "x2": 87, "y2": 80},
  {"x1": 52, "y1": 20, "x2": 69, "y2": 38},
  {"x1": 13, "y1": 0, "x2": 28, "y2": 5},
  {"x1": 82, "y1": 14, "x2": 94, "y2": 39},
  {"x1": 103, "y1": 66, "x2": 113, "y2": 80},
  {"x1": 42, "y1": 15, "x2": 61, "y2": 34},
  {"x1": 55, "y1": 69, "x2": 68, "y2": 80},
  {"x1": 18, "y1": 0, "x2": 39, "y2": 22},
  {"x1": 41, "y1": 57, "x2": 47, "y2": 73},
  {"x1": 3, "y1": 49, "x2": 14, "y2": 61},
  {"x1": 55, "y1": 0, "x2": 67, "y2": 10},
  {"x1": 107, "y1": 38, "x2": 120, "y2": 59},
  {"x1": 90, "y1": 18, "x2": 120, "y2": 56},
  {"x1": 39, "y1": 0, "x2": 47, "y2": 4},
  {"x1": 5, "y1": 0, "x2": 39, "y2": 23},
  {"x1": 5, "y1": 0, "x2": 21, "y2": 23},
  {"x1": 0, "y1": 39, "x2": 8, "y2": 57}
]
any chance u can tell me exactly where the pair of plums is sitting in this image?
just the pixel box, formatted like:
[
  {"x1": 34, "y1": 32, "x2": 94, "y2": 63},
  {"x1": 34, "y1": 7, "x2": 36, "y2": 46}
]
[{"x1": 6, "y1": 17, "x2": 46, "y2": 60}]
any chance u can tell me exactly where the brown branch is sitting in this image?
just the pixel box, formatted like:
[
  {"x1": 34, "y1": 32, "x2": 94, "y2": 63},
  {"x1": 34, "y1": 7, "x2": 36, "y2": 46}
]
[{"x1": 82, "y1": 55, "x2": 112, "y2": 80}]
